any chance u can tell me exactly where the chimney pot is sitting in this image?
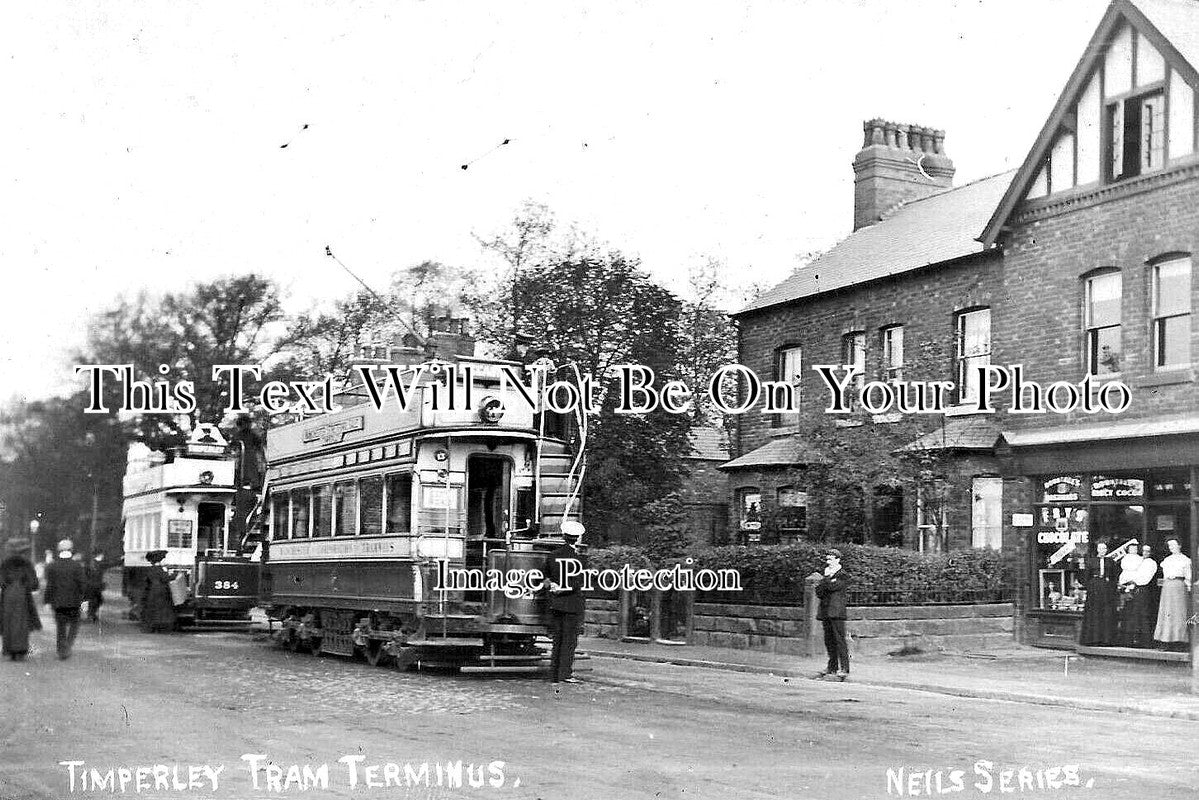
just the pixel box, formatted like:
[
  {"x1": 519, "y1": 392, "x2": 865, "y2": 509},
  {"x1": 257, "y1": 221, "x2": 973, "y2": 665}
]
[{"x1": 852, "y1": 119, "x2": 955, "y2": 231}]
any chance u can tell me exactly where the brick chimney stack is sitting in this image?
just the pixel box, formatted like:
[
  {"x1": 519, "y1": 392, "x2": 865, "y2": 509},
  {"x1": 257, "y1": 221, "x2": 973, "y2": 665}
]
[{"x1": 852, "y1": 119, "x2": 954, "y2": 231}]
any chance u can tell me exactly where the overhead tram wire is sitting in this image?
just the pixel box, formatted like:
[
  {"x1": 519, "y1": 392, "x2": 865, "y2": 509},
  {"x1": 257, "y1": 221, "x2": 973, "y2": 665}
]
[{"x1": 323, "y1": 245, "x2": 428, "y2": 348}]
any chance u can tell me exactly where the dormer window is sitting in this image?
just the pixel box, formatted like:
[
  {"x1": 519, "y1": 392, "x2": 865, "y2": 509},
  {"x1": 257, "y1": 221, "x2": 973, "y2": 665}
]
[{"x1": 1108, "y1": 90, "x2": 1165, "y2": 181}]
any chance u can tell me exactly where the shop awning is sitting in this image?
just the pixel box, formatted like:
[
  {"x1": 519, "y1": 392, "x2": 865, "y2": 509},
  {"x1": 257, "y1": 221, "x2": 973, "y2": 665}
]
[{"x1": 1003, "y1": 413, "x2": 1199, "y2": 447}]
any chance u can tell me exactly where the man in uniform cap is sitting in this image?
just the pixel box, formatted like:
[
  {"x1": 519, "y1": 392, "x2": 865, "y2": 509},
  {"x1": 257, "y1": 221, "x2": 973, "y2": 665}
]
[
  {"x1": 43, "y1": 538, "x2": 87, "y2": 659},
  {"x1": 546, "y1": 521, "x2": 588, "y2": 685}
]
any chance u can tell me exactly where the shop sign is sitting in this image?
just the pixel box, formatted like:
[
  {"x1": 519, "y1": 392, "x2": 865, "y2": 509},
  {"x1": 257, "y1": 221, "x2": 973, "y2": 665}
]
[
  {"x1": 1011, "y1": 513, "x2": 1034, "y2": 527},
  {"x1": 1041, "y1": 476, "x2": 1081, "y2": 502},
  {"x1": 1037, "y1": 529, "x2": 1089, "y2": 544},
  {"x1": 1150, "y1": 477, "x2": 1191, "y2": 499},
  {"x1": 1090, "y1": 476, "x2": 1144, "y2": 499}
]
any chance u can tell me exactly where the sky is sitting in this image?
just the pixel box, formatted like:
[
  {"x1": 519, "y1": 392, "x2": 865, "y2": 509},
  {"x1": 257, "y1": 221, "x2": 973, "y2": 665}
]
[{"x1": 3, "y1": 0, "x2": 1109, "y2": 403}]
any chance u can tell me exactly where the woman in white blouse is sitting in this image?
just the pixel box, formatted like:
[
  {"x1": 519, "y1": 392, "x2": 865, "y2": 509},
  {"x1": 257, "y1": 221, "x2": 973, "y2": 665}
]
[{"x1": 1153, "y1": 537, "x2": 1192, "y2": 647}]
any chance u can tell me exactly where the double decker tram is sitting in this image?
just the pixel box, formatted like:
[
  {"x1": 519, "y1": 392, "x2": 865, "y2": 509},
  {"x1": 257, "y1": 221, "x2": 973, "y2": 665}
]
[
  {"x1": 121, "y1": 424, "x2": 262, "y2": 624},
  {"x1": 261, "y1": 356, "x2": 584, "y2": 672}
]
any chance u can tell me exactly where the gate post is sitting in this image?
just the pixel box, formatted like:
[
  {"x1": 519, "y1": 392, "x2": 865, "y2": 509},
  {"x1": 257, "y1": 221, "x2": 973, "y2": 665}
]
[{"x1": 805, "y1": 573, "x2": 822, "y2": 657}]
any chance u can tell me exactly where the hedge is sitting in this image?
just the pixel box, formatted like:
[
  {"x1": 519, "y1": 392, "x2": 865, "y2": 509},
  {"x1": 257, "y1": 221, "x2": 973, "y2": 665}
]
[{"x1": 587, "y1": 542, "x2": 1015, "y2": 606}]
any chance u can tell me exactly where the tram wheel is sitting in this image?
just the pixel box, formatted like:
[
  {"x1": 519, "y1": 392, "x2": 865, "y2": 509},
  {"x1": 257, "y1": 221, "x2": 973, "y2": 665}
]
[{"x1": 365, "y1": 641, "x2": 389, "y2": 667}]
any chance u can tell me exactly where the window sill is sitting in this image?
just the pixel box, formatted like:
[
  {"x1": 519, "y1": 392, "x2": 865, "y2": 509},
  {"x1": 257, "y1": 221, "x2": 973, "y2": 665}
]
[
  {"x1": 943, "y1": 404, "x2": 990, "y2": 418},
  {"x1": 1131, "y1": 369, "x2": 1195, "y2": 388}
]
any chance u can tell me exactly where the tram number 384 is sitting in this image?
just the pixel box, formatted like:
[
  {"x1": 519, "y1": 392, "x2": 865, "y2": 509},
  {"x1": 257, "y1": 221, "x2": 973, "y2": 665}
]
[{"x1": 211, "y1": 580, "x2": 241, "y2": 591}]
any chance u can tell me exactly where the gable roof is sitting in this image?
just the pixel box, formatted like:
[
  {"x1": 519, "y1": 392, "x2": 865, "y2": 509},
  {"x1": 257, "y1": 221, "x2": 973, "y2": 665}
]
[
  {"x1": 717, "y1": 434, "x2": 829, "y2": 471},
  {"x1": 736, "y1": 171, "x2": 1013, "y2": 316},
  {"x1": 980, "y1": 0, "x2": 1199, "y2": 245}
]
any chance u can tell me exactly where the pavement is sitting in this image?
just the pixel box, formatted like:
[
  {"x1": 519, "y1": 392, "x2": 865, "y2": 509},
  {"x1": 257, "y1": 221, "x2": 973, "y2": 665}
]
[{"x1": 579, "y1": 635, "x2": 1199, "y2": 721}]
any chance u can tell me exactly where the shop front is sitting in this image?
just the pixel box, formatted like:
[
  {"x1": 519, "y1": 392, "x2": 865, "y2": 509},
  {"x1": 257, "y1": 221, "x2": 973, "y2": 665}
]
[{"x1": 1004, "y1": 424, "x2": 1199, "y2": 662}]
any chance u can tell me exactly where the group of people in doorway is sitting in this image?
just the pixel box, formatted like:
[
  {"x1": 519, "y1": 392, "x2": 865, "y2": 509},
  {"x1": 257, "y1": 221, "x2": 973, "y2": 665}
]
[
  {"x1": 1079, "y1": 537, "x2": 1192, "y2": 650},
  {"x1": 0, "y1": 538, "x2": 178, "y2": 661}
]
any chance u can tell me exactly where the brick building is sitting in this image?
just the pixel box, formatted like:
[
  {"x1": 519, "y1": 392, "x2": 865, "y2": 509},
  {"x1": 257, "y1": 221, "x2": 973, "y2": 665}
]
[{"x1": 727, "y1": 0, "x2": 1199, "y2": 659}]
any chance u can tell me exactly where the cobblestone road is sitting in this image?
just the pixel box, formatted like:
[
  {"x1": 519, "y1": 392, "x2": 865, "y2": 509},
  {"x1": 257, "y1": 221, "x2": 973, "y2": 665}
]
[{"x1": 3, "y1": 603, "x2": 1199, "y2": 800}]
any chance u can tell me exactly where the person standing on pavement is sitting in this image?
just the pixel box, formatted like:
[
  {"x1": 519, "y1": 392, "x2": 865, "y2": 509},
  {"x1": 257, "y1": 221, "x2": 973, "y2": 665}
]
[
  {"x1": 1, "y1": 539, "x2": 42, "y2": 661},
  {"x1": 43, "y1": 538, "x2": 87, "y2": 660},
  {"x1": 815, "y1": 548, "x2": 851, "y2": 679},
  {"x1": 546, "y1": 521, "x2": 588, "y2": 686},
  {"x1": 141, "y1": 550, "x2": 177, "y2": 633},
  {"x1": 84, "y1": 553, "x2": 105, "y2": 623}
]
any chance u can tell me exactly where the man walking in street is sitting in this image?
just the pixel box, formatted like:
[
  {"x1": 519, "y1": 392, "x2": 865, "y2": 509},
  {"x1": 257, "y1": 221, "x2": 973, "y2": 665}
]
[
  {"x1": 546, "y1": 521, "x2": 588, "y2": 687},
  {"x1": 815, "y1": 548, "x2": 851, "y2": 680},
  {"x1": 44, "y1": 538, "x2": 87, "y2": 659}
]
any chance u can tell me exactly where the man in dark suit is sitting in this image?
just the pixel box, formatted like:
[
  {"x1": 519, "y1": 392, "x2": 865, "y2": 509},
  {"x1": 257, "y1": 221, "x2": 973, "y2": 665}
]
[
  {"x1": 546, "y1": 522, "x2": 589, "y2": 685},
  {"x1": 44, "y1": 538, "x2": 88, "y2": 659},
  {"x1": 815, "y1": 548, "x2": 851, "y2": 679}
]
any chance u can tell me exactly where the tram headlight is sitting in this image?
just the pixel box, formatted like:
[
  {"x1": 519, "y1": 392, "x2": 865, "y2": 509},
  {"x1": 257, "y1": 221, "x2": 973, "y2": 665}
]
[{"x1": 478, "y1": 395, "x2": 504, "y2": 424}]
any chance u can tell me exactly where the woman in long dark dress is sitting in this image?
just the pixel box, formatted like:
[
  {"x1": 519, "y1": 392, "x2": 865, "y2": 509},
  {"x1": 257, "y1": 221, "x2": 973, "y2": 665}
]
[
  {"x1": 141, "y1": 550, "x2": 177, "y2": 633},
  {"x1": 1079, "y1": 541, "x2": 1118, "y2": 646},
  {"x1": 1, "y1": 542, "x2": 42, "y2": 660}
]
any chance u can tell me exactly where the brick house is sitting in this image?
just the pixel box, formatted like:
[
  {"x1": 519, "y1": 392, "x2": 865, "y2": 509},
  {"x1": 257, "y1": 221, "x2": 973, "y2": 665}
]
[
  {"x1": 725, "y1": 131, "x2": 1012, "y2": 553},
  {"x1": 726, "y1": 0, "x2": 1199, "y2": 656}
]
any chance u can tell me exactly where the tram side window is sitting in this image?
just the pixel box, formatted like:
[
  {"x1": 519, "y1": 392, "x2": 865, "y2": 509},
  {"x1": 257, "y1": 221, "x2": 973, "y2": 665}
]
[
  {"x1": 333, "y1": 480, "x2": 358, "y2": 536},
  {"x1": 151, "y1": 515, "x2": 162, "y2": 550},
  {"x1": 291, "y1": 488, "x2": 311, "y2": 538},
  {"x1": 385, "y1": 473, "x2": 412, "y2": 534},
  {"x1": 360, "y1": 476, "x2": 384, "y2": 536},
  {"x1": 312, "y1": 485, "x2": 332, "y2": 538},
  {"x1": 271, "y1": 493, "x2": 291, "y2": 541}
]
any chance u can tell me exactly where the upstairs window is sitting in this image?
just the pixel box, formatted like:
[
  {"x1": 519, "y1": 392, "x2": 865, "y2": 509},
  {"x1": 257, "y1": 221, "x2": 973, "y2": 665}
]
[
  {"x1": 954, "y1": 309, "x2": 991, "y2": 405},
  {"x1": 1085, "y1": 272, "x2": 1122, "y2": 375},
  {"x1": 774, "y1": 346, "x2": 802, "y2": 426},
  {"x1": 1108, "y1": 91, "x2": 1164, "y2": 181},
  {"x1": 1153, "y1": 257, "x2": 1192, "y2": 369},
  {"x1": 841, "y1": 332, "x2": 866, "y2": 382},
  {"x1": 881, "y1": 325, "x2": 904, "y2": 381}
]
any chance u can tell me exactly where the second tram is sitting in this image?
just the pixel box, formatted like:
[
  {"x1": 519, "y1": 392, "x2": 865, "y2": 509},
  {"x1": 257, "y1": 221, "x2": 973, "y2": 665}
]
[{"x1": 121, "y1": 424, "x2": 261, "y2": 624}]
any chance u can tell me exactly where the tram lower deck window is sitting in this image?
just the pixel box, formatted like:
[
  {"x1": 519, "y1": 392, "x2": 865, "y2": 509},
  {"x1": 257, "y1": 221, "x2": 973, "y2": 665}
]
[
  {"x1": 333, "y1": 481, "x2": 358, "y2": 536},
  {"x1": 312, "y1": 485, "x2": 332, "y2": 538},
  {"x1": 386, "y1": 474, "x2": 412, "y2": 534},
  {"x1": 360, "y1": 476, "x2": 383, "y2": 536}
]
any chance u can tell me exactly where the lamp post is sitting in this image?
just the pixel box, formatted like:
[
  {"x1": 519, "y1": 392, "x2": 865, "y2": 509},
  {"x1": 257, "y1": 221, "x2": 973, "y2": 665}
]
[{"x1": 29, "y1": 518, "x2": 40, "y2": 560}]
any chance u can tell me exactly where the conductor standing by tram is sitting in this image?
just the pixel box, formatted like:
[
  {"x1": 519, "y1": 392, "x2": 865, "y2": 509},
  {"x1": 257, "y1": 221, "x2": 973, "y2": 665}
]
[{"x1": 546, "y1": 522, "x2": 588, "y2": 685}]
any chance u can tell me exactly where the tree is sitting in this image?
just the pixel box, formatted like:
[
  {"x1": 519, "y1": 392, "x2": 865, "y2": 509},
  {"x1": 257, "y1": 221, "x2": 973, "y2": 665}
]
[
  {"x1": 0, "y1": 393, "x2": 127, "y2": 557},
  {"x1": 80, "y1": 274, "x2": 289, "y2": 450},
  {"x1": 478, "y1": 250, "x2": 694, "y2": 542},
  {"x1": 761, "y1": 339, "x2": 958, "y2": 548},
  {"x1": 281, "y1": 260, "x2": 481, "y2": 382}
]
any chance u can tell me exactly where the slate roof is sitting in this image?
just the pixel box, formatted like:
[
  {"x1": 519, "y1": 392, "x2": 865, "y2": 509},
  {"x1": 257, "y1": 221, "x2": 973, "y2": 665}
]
[
  {"x1": 717, "y1": 435, "x2": 829, "y2": 471},
  {"x1": 899, "y1": 416, "x2": 1003, "y2": 452},
  {"x1": 688, "y1": 426, "x2": 731, "y2": 461},
  {"x1": 738, "y1": 171, "x2": 1014, "y2": 316}
]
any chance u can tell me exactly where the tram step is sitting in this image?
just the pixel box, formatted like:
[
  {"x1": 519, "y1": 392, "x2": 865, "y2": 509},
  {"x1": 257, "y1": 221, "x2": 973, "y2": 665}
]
[
  {"x1": 474, "y1": 653, "x2": 548, "y2": 662},
  {"x1": 406, "y1": 638, "x2": 484, "y2": 647},
  {"x1": 459, "y1": 665, "x2": 544, "y2": 674}
]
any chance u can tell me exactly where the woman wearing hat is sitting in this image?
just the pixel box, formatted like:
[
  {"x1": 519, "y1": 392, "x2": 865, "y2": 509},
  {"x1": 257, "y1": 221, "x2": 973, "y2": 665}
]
[
  {"x1": 141, "y1": 550, "x2": 177, "y2": 633},
  {"x1": 1, "y1": 539, "x2": 42, "y2": 660}
]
